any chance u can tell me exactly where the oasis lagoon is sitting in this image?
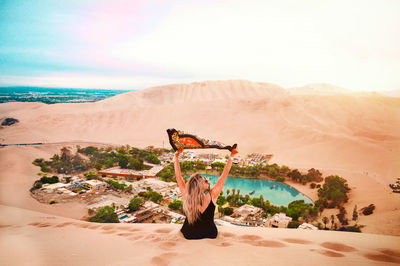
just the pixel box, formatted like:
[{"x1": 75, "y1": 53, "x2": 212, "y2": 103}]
[{"x1": 197, "y1": 174, "x2": 313, "y2": 206}]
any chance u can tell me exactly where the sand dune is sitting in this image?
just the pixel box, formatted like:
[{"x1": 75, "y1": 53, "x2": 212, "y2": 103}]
[
  {"x1": 0, "y1": 80, "x2": 399, "y2": 237},
  {"x1": 1, "y1": 204, "x2": 400, "y2": 266},
  {"x1": 1, "y1": 80, "x2": 399, "y2": 174},
  {"x1": 1, "y1": 80, "x2": 400, "y2": 264}
]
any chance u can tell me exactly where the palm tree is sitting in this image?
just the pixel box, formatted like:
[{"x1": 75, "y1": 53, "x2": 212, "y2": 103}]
[
  {"x1": 322, "y1": 216, "x2": 329, "y2": 229},
  {"x1": 245, "y1": 194, "x2": 250, "y2": 202},
  {"x1": 218, "y1": 206, "x2": 223, "y2": 218},
  {"x1": 232, "y1": 188, "x2": 236, "y2": 196},
  {"x1": 260, "y1": 195, "x2": 264, "y2": 209},
  {"x1": 330, "y1": 214, "x2": 335, "y2": 229},
  {"x1": 237, "y1": 189, "x2": 240, "y2": 196},
  {"x1": 226, "y1": 189, "x2": 230, "y2": 195}
]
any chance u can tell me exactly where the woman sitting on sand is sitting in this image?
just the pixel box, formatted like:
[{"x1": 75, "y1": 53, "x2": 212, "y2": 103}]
[{"x1": 174, "y1": 147, "x2": 238, "y2": 239}]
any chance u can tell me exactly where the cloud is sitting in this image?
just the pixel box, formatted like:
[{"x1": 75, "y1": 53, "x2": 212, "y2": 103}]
[{"x1": 1, "y1": 0, "x2": 399, "y2": 91}]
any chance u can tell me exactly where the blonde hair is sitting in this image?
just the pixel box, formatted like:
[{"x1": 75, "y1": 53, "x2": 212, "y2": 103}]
[{"x1": 183, "y1": 173, "x2": 205, "y2": 224}]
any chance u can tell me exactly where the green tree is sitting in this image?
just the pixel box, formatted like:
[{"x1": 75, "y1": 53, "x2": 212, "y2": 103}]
[
  {"x1": 288, "y1": 169, "x2": 302, "y2": 182},
  {"x1": 40, "y1": 175, "x2": 59, "y2": 184},
  {"x1": 217, "y1": 195, "x2": 227, "y2": 206},
  {"x1": 33, "y1": 181, "x2": 43, "y2": 190},
  {"x1": 144, "y1": 154, "x2": 161, "y2": 164},
  {"x1": 89, "y1": 206, "x2": 119, "y2": 223},
  {"x1": 318, "y1": 175, "x2": 350, "y2": 208},
  {"x1": 84, "y1": 172, "x2": 98, "y2": 180},
  {"x1": 286, "y1": 200, "x2": 312, "y2": 221},
  {"x1": 118, "y1": 155, "x2": 129, "y2": 168},
  {"x1": 306, "y1": 168, "x2": 323, "y2": 182},
  {"x1": 276, "y1": 176, "x2": 285, "y2": 182},
  {"x1": 336, "y1": 206, "x2": 348, "y2": 225},
  {"x1": 352, "y1": 205, "x2": 358, "y2": 221},
  {"x1": 223, "y1": 207, "x2": 234, "y2": 215},
  {"x1": 168, "y1": 199, "x2": 183, "y2": 211},
  {"x1": 322, "y1": 216, "x2": 329, "y2": 229},
  {"x1": 128, "y1": 197, "x2": 143, "y2": 212}
]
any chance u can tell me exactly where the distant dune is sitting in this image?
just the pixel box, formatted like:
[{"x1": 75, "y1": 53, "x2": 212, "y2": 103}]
[
  {"x1": 0, "y1": 80, "x2": 400, "y2": 236},
  {"x1": 1, "y1": 80, "x2": 399, "y2": 174},
  {"x1": 287, "y1": 83, "x2": 353, "y2": 95}
]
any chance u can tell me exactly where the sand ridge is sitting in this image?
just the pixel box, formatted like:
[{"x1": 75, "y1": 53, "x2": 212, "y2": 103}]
[
  {"x1": 1, "y1": 80, "x2": 399, "y2": 235},
  {"x1": 1, "y1": 80, "x2": 400, "y2": 264},
  {"x1": 1, "y1": 204, "x2": 400, "y2": 266}
]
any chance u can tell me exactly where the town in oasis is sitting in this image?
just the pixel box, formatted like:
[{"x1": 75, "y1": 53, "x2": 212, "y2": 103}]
[{"x1": 30, "y1": 144, "x2": 376, "y2": 232}]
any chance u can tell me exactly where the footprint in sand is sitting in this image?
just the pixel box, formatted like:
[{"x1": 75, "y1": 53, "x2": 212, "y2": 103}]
[
  {"x1": 151, "y1": 252, "x2": 178, "y2": 266},
  {"x1": 320, "y1": 242, "x2": 357, "y2": 252},
  {"x1": 239, "y1": 234, "x2": 263, "y2": 241},
  {"x1": 145, "y1": 234, "x2": 162, "y2": 242},
  {"x1": 221, "y1": 232, "x2": 234, "y2": 238},
  {"x1": 0, "y1": 224, "x2": 13, "y2": 229},
  {"x1": 87, "y1": 224, "x2": 101, "y2": 229},
  {"x1": 282, "y1": 238, "x2": 312, "y2": 245},
  {"x1": 363, "y1": 248, "x2": 400, "y2": 264},
  {"x1": 77, "y1": 223, "x2": 90, "y2": 229},
  {"x1": 363, "y1": 252, "x2": 400, "y2": 264},
  {"x1": 251, "y1": 240, "x2": 286, "y2": 248},
  {"x1": 217, "y1": 242, "x2": 232, "y2": 247},
  {"x1": 158, "y1": 241, "x2": 177, "y2": 249},
  {"x1": 155, "y1": 228, "x2": 173, "y2": 234},
  {"x1": 28, "y1": 222, "x2": 53, "y2": 228},
  {"x1": 117, "y1": 232, "x2": 134, "y2": 237},
  {"x1": 101, "y1": 225, "x2": 114, "y2": 230},
  {"x1": 377, "y1": 248, "x2": 400, "y2": 258},
  {"x1": 128, "y1": 235, "x2": 144, "y2": 241},
  {"x1": 310, "y1": 248, "x2": 345, "y2": 258},
  {"x1": 55, "y1": 222, "x2": 74, "y2": 228},
  {"x1": 102, "y1": 230, "x2": 117, "y2": 234},
  {"x1": 239, "y1": 234, "x2": 286, "y2": 248}
]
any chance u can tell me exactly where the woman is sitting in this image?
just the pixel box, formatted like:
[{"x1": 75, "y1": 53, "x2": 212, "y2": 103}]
[{"x1": 174, "y1": 147, "x2": 238, "y2": 239}]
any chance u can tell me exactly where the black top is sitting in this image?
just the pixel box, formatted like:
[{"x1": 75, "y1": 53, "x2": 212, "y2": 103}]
[{"x1": 180, "y1": 199, "x2": 218, "y2": 240}]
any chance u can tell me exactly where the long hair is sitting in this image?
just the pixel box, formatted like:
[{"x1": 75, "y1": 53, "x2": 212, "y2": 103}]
[{"x1": 183, "y1": 173, "x2": 205, "y2": 224}]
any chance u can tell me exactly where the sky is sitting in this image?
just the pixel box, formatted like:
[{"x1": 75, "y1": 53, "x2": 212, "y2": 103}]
[{"x1": 0, "y1": 0, "x2": 399, "y2": 91}]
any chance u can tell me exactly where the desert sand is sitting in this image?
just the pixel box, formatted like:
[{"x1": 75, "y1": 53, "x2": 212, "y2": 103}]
[
  {"x1": 1, "y1": 204, "x2": 400, "y2": 266},
  {"x1": 1, "y1": 80, "x2": 400, "y2": 264}
]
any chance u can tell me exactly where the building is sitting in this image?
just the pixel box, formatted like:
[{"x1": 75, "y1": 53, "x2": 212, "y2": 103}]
[
  {"x1": 248, "y1": 153, "x2": 273, "y2": 163},
  {"x1": 42, "y1": 182, "x2": 68, "y2": 193},
  {"x1": 97, "y1": 164, "x2": 165, "y2": 179},
  {"x1": 84, "y1": 180, "x2": 107, "y2": 190},
  {"x1": 231, "y1": 204, "x2": 264, "y2": 225},
  {"x1": 265, "y1": 213, "x2": 292, "y2": 228},
  {"x1": 298, "y1": 223, "x2": 318, "y2": 230}
]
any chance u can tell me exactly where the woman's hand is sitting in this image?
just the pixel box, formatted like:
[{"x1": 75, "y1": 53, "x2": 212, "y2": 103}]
[
  {"x1": 175, "y1": 148, "x2": 184, "y2": 158},
  {"x1": 230, "y1": 148, "x2": 238, "y2": 157}
]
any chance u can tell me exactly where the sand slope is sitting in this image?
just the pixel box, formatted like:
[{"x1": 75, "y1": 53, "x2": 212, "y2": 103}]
[
  {"x1": 1, "y1": 204, "x2": 400, "y2": 266},
  {"x1": 0, "y1": 80, "x2": 399, "y2": 236}
]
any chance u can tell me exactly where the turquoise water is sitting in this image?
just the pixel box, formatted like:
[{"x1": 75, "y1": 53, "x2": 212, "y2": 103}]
[
  {"x1": 0, "y1": 87, "x2": 131, "y2": 104},
  {"x1": 198, "y1": 174, "x2": 313, "y2": 206}
]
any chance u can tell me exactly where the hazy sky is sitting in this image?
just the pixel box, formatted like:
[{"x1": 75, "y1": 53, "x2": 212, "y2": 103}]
[{"x1": 0, "y1": 0, "x2": 399, "y2": 91}]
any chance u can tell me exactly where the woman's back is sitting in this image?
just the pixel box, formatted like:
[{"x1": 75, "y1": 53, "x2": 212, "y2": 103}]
[{"x1": 180, "y1": 199, "x2": 217, "y2": 239}]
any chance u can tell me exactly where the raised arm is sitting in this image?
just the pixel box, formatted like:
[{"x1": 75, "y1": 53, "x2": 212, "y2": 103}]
[
  {"x1": 174, "y1": 148, "x2": 186, "y2": 194},
  {"x1": 210, "y1": 148, "x2": 238, "y2": 201}
]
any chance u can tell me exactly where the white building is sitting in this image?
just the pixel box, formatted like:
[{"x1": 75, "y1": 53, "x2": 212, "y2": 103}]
[
  {"x1": 298, "y1": 223, "x2": 318, "y2": 230},
  {"x1": 265, "y1": 213, "x2": 292, "y2": 228},
  {"x1": 84, "y1": 180, "x2": 107, "y2": 190}
]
